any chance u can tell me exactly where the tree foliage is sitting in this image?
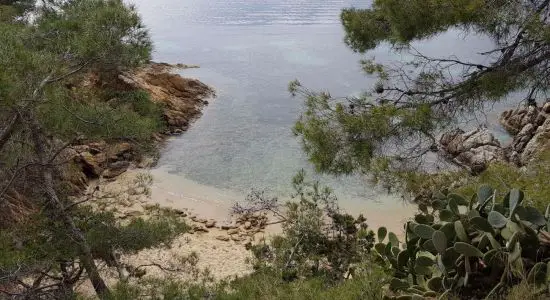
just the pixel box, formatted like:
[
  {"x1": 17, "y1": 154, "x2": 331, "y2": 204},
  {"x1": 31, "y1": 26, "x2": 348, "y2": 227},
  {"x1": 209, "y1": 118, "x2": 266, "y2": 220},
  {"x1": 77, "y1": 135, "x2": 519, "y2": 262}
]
[
  {"x1": 0, "y1": 1, "x2": 172, "y2": 299},
  {"x1": 293, "y1": 0, "x2": 550, "y2": 188}
]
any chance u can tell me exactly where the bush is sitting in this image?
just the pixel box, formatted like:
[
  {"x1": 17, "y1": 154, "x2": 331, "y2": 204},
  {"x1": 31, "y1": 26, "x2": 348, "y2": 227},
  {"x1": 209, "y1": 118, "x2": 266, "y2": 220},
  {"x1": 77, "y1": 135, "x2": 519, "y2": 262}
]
[{"x1": 236, "y1": 170, "x2": 377, "y2": 282}]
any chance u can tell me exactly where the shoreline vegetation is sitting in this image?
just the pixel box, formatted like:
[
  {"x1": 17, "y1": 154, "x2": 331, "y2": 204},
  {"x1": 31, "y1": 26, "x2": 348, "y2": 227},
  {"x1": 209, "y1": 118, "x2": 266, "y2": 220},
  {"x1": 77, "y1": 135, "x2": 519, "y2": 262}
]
[{"x1": 4, "y1": 0, "x2": 550, "y2": 299}]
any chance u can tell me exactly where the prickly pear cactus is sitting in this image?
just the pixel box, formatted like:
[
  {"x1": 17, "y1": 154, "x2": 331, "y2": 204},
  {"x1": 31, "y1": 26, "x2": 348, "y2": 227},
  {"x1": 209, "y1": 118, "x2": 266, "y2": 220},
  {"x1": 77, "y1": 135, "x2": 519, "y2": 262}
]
[{"x1": 375, "y1": 186, "x2": 550, "y2": 299}]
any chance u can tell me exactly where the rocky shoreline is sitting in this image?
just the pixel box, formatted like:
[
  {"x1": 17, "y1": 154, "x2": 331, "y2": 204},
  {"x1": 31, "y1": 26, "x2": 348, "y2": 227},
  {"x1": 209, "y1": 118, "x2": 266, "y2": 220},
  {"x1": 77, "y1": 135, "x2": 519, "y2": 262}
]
[
  {"x1": 67, "y1": 62, "x2": 276, "y2": 283},
  {"x1": 439, "y1": 101, "x2": 550, "y2": 173},
  {"x1": 66, "y1": 62, "x2": 215, "y2": 190}
]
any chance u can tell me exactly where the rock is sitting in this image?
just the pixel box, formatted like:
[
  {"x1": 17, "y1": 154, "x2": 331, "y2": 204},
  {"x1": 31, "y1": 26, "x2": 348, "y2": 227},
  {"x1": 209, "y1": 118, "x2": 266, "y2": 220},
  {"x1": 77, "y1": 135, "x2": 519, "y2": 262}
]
[
  {"x1": 500, "y1": 105, "x2": 540, "y2": 135},
  {"x1": 543, "y1": 101, "x2": 550, "y2": 114},
  {"x1": 518, "y1": 123, "x2": 535, "y2": 137},
  {"x1": 117, "y1": 63, "x2": 215, "y2": 134},
  {"x1": 220, "y1": 223, "x2": 237, "y2": 230},
  {"x1": 461, "y1": 129, "x2": 500, "y2": 150},
  {"x1": 521, "y1": 118, "x2": 550, "y2": 164},
  {"x1": 78, "y1": 152, "x2": 104, "y2": 178},
  {"x1": 107, "y1": 142, "x2": 133, "y2": 162},
  {"x1": 440, "y1": 128, "x2": 504, "y2": 172},
  {"x1": 205, "y1": 220, "x2": 216, "y2": 228},
  {"x1": 440, "y1": 129, "x2": 465, "y2": 155},
  {"x1": 227, "y1": 228, "x2": 240, "y2": 235},
  {"x1": 216, "y1": 235, "x2": 230, "y2": 242},
  {"x1": 192, "y1": 225, "x2": 209, "y2": 233},
  {"x1": 243, "y1": 221, "x2": 252, "y2": 230},
  {"x1": 102, "y1": 161, "x2": 130, "y2": 179},
  {"x1": 536, "y1": 114, "x2": 547, "y2": 126},
  {"x1": 231, "y1": 235, "x2": 244, "y2": 242}
]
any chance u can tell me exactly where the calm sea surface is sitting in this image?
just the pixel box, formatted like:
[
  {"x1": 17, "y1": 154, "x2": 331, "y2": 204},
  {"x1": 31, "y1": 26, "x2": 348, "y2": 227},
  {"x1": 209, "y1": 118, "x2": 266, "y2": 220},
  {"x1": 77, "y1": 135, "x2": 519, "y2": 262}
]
[{"x1": 130, "y1": 0, "x2": 501, "y2": 218}]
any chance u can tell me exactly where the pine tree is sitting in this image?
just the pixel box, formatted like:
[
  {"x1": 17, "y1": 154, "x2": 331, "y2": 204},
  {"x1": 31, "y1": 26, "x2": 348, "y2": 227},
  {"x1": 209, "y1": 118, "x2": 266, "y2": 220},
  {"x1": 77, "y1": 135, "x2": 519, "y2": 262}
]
[
  {"x1": 0, "y1": 1, "x2": 182, "y2": 299},
  {"x1": 292, "y1": 0, "x2": 550, "y2": 188}
]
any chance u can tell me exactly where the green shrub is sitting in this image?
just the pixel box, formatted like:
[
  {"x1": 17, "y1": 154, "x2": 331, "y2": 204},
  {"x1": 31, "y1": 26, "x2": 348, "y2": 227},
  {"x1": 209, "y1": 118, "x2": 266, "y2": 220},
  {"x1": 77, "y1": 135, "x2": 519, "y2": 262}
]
[{"x1": 236, "y1": 170, "x2": 377, "y2": 282}]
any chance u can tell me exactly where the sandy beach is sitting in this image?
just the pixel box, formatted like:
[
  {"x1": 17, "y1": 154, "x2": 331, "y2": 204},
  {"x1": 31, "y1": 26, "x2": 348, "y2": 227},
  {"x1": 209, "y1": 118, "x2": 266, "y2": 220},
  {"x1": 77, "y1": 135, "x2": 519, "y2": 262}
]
[{"x1": 82, "y1": 167, "x2": 414, "y2": 285}]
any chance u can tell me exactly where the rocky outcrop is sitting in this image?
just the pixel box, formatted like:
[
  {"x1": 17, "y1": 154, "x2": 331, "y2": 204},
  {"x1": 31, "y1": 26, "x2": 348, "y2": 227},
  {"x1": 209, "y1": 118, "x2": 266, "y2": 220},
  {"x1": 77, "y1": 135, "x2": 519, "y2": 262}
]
[
  {"x1": 65, "y1": 62, "x2": 215, "y2": 186},
  {"x1": 440, "y1": 128, "x2": 505, "y2": 174},
  {"x1": 72, "y1": 141, "x2": 134, "y2": 180},
  {"x1": 500, "y1": 103, "x2": 550, "y2": 165},
  {"x1": 439, "y1": 101, "x2": 550, "y2": 172},
  {"x1": 118, "y1": 62, "x2": 215, "y2": 134}
]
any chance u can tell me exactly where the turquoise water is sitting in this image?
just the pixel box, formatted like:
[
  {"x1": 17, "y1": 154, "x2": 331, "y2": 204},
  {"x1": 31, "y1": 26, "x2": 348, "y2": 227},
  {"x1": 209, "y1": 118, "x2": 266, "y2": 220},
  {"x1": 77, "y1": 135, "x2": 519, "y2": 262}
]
[{"x1": 131, "y1": 0, "x2": 499, "y2": 209}]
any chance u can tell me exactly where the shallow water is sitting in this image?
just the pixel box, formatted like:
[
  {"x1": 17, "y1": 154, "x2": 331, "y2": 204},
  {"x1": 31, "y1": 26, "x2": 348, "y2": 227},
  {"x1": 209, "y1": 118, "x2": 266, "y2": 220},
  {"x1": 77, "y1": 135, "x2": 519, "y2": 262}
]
[{"x1": 131, "y1": 0, "x2": 503, "y2": 226}]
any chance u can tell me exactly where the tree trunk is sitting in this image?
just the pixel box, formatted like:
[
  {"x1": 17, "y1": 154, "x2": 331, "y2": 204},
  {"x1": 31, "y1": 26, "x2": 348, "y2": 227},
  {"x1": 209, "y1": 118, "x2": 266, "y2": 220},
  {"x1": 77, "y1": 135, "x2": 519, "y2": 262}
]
[{"x1": 26, "y1": 111, "x2": 111, "y2": 299}]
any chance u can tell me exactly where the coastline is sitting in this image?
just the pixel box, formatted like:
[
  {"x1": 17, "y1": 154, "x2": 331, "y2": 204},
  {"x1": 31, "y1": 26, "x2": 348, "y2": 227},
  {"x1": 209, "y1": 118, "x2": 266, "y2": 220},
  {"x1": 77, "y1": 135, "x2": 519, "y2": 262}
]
[{"x1": 77, "y1": 62, "x2": 414, "y2": 283}]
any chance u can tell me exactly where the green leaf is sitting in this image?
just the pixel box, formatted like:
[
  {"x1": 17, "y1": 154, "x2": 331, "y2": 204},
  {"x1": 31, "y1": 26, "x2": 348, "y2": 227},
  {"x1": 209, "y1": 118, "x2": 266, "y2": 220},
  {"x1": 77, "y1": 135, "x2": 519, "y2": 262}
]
[
  {"x1": 517, "y1": 206, "x2": 546, "y2": 226},
  {"x1": 414, "y1": 224, "x2": 435, "y2": 239},
  {"x1": 467, "y1": 209, "x2": 480, "y2": 219},
  {"x1": 487, "y1": 233, "x2": 501, "y2": 250},
  {"x1": 470, "y1": 216, "x2": 495, "y2": 234},
  {"x1": 389, "y1": 232, "x2": 400, "y2": 248},
  {"x1": 375, "y1": 243, "x2": 386, "y2": 254},
  {"x1": 439, "y1": 209, "x2": 455, "y2": 222},
  {"x1": 478, "y1": 233, "x2": 489, "y2": 250},
  {"x1": 448, "y1": 197, "x2": 460, "y2": 215},
  {"x1": 390, "y1": 278, "x2": 410, "y2": 291},
  {"x1": 454, "y1": 220, "x2": 469, "y2": 242},
  {"x1": 432, "y1": 231, "x2": 447, "y2": 254},
  {"x1": 392, "y1": 246, "x2": 401, "y2": 257},
  {"x1": 422, "y1": 239, "x2": 437, "y2": 254},
  {"x1": 414, "y1": 265, "x2": 432, "y2": 275},
  {"x1": 415, "y1": 214, "x2": 434, "y2": 225},
  {"x1": 509, "y1": 188, "x2": 524, "y2": 212},
  {"x1": 454, "y1": 242, "x2": 484, "y2": 257},
  {"x1": 442, "y1": 247, "x2": 460, "y2": 269},
  {"x1": 488, "y1": 211, "x2": 507, "y2": 228},
  {"x1": 440, "y1": 223, "x2": 455, "y2": 241},
  {"x1": 427, "y1": 276, "x2": 444, "y2": 292},
  {"x1": 506, "y1": 220, "x2": 524, "y2": 234},
  {"x1": 423, "y1": 291, "x2": 438, "y2": 297},
  {"x1": 500, "y1": 226, "x2": 513, "y2": 240},
  {"x1": 397, "y1": 250, "x2": 410, "y2": 267},
  {"x1": 478, "y1": 185, "x2": 494, "y2": 206},
  {"x1": 385, "y1": 242, "x2": 393, "y2": 257},
  {"x1": 377, "y1": 227, "x2": 387, "y2": 242},
  {"x1": 468, "y1": 193, "x2": 476, "y2": 210},
  {"x1": 449, "y1": 193, "x2": 468, "y2": 206},
  {"x1": 416, "y1": 255, "x2": 434, "y2": 267}
]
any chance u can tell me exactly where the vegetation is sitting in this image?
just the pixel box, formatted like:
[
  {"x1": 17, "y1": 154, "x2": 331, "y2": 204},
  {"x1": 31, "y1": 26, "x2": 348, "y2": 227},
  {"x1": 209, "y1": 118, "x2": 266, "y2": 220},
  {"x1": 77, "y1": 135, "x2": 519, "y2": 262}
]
[
  {"x1": 375, "y1": 185, "x2": 550, "y2": 299},
  {"x1": 2, "y1": 0, "x2": 550, "y2": 300},
  {"x1": 292, "y1": 0, "x2": 550, "y2": 189},
  {"x1": 242, "y1": 171, "x2": 377, "y2": 281},
  {"x1": 0, "y1": 1, "x2": 180, "y2": 299}
]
